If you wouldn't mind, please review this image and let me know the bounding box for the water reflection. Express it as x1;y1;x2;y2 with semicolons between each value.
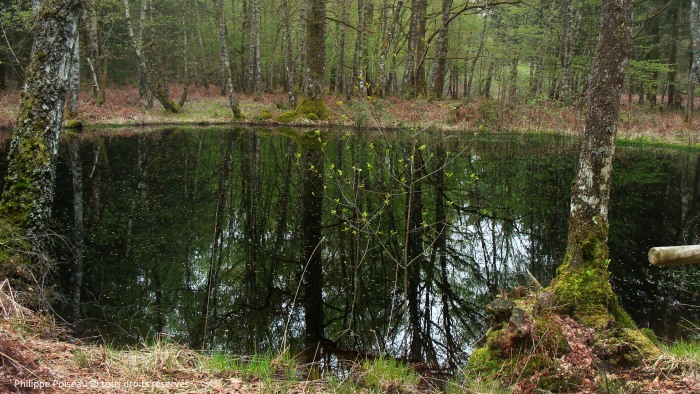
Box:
3;127;698;367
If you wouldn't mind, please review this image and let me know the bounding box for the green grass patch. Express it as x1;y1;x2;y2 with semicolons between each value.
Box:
663;338;700;362
361;357;419;389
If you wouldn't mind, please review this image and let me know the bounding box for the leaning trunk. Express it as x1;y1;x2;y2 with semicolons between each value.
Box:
0;0;82;241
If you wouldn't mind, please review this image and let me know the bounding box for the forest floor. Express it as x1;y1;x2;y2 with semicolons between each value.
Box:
0;85;698;148
1;281;700;393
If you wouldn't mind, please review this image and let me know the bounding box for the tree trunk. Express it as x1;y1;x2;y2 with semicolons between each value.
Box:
247;0;262;92
179;1;190;108
550;0;634;328
666;0;680;110
335;0;348;94
0;0;82;241
299;0;329;117
66;25;80;119
376;0;401;97
281;0;297;106
85;0;104;104
465;7;489;101
690;0;700;119
430;0;452;98
123;0;181;113
213;0;243;118
353;0;366;97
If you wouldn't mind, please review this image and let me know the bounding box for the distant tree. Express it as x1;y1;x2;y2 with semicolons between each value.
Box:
689;0;700;118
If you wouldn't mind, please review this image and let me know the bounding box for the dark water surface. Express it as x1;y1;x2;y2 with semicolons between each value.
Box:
3;126;699;367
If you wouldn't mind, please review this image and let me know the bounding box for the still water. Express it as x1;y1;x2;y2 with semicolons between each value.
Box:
5;127;700;367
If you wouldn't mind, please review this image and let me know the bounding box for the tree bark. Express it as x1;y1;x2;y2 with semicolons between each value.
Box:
247;0;262;92
0;0;82;241
690;0;700;119
213;0;243;118
304;0;326;100
123;0;181;113
281;0;297;106
430;0;453;98
551;0;633;327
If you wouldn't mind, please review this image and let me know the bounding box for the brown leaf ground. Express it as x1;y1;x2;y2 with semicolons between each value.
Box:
0;86;698;149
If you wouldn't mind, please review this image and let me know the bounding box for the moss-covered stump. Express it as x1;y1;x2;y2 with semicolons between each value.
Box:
468;288;660;392
277;97;330;122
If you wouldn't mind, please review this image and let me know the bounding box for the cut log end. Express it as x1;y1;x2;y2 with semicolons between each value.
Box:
648;246;700;266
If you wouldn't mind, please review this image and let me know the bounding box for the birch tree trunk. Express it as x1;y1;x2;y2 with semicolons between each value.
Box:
551;0;635;328
281;0;297;106
353;0;366;97
66;24;80;119
247;0;262;92
123;0;181;113
376;0;401;97
0;0;82;244
213;0;243;118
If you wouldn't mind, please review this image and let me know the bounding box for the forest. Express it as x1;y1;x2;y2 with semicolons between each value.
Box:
0;0;699;393
0;0;697;113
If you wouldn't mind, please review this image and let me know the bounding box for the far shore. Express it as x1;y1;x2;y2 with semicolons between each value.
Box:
0;86;698;148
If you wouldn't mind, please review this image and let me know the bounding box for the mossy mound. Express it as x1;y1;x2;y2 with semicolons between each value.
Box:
277;97;330;122
468;288;660;392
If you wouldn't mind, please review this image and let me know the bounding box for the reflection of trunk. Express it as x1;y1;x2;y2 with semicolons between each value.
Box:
198;134;234;349
301;136;325;351
678;156;700;244
245;133;261;301
432;141;457;368
69;138;84;325
403;146;423;361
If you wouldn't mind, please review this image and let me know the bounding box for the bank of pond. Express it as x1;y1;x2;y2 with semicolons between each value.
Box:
0;126;698;373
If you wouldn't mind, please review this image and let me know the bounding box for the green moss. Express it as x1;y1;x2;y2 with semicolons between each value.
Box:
277;110;300;123
640;328;660;347
467;347;506;379
256;109;273;121
64;119;84;129
296;97;330;120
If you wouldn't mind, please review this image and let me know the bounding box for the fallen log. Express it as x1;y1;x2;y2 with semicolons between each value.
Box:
648;246;700;266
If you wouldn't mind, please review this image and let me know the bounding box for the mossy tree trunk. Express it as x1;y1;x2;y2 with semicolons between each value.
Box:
0;0;82;243
299;0;329;118
550;0;633;328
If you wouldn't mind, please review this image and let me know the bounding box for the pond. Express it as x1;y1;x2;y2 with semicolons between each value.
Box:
2;126;699;369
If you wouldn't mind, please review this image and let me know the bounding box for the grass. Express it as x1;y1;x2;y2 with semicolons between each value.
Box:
361;357;420;390
1;85;698;149
663;338;700;362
